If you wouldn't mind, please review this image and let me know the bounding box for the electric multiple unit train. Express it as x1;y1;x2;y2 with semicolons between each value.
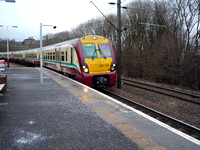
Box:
0;35;116;87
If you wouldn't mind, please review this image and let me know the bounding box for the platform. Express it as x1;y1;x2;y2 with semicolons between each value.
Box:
0;67;199;150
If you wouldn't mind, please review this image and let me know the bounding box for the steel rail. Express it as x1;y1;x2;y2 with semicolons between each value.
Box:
121;78;200;105
101;89;200;140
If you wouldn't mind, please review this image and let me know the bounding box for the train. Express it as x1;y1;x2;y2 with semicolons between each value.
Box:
0;35;116;87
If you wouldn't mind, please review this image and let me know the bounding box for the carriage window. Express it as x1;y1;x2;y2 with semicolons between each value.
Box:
43;52;46;59
53;52;55;60
61;51;64;61
33;54;37;58
65;51;68;62
82;43;97;58
97;43;112;58
50;52;53;60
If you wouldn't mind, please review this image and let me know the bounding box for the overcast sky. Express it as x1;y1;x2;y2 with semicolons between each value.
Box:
0;0;132;42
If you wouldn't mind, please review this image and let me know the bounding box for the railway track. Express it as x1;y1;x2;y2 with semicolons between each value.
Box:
121;77;200;105
101;89;200;140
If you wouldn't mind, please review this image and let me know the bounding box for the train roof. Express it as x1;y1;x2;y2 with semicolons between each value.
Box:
9;38;80;54
2;35;109;54
43;38;79;50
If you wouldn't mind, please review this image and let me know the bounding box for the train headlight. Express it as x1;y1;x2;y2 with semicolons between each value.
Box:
84;68;89;73
110;61;116;72
81;62;89;73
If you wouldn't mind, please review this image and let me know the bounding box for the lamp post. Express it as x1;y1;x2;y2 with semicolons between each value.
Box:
0;0;16;68
0;0;16;2
40;23;56;83
0;25;18;68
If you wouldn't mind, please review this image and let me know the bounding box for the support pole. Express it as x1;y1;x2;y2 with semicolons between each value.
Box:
40;23;43;83
6;26;9;68
117;0;121;89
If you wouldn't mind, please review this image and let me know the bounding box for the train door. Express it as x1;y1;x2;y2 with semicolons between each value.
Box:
55;46;61;71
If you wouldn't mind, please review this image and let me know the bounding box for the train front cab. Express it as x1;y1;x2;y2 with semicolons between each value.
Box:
79;35;116;87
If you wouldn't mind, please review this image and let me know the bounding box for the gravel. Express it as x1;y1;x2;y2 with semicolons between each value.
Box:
108;83;200;129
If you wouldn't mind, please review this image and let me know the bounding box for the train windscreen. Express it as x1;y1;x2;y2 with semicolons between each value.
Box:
97;43;112;58
82;43;98;58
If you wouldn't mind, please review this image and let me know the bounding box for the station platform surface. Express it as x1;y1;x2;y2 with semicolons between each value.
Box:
0;67;200;150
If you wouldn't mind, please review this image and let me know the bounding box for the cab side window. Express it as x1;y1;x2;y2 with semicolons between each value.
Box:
71;47;73;64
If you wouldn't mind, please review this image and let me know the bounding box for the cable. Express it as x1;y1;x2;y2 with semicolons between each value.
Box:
90;1;118;31
105;5;116;12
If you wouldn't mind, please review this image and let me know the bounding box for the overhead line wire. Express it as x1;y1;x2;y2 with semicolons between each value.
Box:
90;1;118;31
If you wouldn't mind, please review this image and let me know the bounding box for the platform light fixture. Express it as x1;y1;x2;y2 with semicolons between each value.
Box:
0;0;16;2
5;0;16;2
40;23;56;83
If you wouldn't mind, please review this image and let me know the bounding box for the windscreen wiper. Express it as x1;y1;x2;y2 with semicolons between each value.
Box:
98;46;107;59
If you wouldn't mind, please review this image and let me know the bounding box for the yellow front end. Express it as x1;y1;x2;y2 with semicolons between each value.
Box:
81;35;114;74
85;57;112;73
